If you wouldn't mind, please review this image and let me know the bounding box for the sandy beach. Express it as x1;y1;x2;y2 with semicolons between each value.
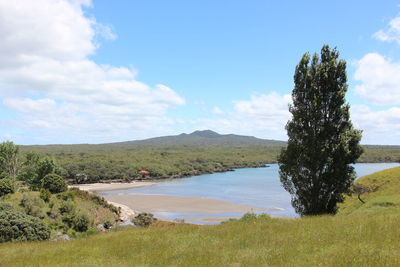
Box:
103;194;266;214
69;181;156;192
71;181;272;223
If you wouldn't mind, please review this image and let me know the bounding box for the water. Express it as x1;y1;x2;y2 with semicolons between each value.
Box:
101;163;398;223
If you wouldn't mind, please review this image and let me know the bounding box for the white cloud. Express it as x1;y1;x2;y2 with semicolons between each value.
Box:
211;107;224;115
373;16;400;44
351;105;400;145
182;92;292;140
234;92;291;118
354;53;400;105
0;0;185;143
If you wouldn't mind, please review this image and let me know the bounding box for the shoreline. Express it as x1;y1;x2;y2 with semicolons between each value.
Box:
69;181;157;192
71;181;276;224
70;181;157;222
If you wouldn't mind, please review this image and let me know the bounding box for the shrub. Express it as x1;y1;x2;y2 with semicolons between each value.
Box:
20;193;46;219
0;208;50;242
42;173;67;193
0;202;13;211
72;212;90;232
131;212;156;227
57;190;75;201
103;220;113;229
59;200;76;215
221;212;271;224
0;178;15;197
39;188;51;202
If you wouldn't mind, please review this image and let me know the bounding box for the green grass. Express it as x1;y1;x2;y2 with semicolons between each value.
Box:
339;167;400;215
1;168;400;266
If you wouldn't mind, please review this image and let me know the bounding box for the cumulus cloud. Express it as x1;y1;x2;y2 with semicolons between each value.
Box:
351;105;400;145
0;0;185;143
373;16;400;44
211;107;224;115
354;53;400;106
183;93;292;140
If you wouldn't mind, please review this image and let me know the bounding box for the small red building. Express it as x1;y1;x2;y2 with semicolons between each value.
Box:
138;170;150;175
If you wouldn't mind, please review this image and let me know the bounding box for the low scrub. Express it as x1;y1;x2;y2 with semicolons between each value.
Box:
0;178;15;197
131;212;156;227
0;203;50;243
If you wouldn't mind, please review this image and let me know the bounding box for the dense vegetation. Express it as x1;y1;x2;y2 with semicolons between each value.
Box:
279;45;363;215
0;167;399;266
18;130;400;183
0;203;50;242
1;189;120;241
0;141;121;242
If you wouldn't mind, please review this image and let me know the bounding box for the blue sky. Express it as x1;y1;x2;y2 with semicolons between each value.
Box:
1;0;400;144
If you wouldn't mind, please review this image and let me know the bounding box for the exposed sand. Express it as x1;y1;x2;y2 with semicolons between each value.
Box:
69;181;156;192
103;194;266;214
72;181;284;224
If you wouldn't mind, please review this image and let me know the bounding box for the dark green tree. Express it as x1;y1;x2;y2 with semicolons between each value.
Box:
278;45;363;216
0;141;19;182
29;157;62;191
0;178;15;197
41;173;67;193
18;150;40;186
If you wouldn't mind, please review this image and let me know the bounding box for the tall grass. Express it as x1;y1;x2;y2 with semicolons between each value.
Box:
0;212;399;266
1;167;399;266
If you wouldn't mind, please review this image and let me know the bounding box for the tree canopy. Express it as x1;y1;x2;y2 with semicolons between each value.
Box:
278;45;363;216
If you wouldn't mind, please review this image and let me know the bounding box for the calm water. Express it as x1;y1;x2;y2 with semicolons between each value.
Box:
101;163;399;223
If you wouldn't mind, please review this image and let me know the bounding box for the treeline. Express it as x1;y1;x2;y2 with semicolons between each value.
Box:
18;143;400;183
22;145;281;183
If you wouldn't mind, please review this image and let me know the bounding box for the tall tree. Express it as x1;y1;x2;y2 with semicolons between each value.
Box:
0;141;19;182
278;45;363;216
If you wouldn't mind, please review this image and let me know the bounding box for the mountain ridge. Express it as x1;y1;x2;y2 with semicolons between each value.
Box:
112;130;287;147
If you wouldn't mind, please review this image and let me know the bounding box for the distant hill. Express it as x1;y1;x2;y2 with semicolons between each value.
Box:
112;130;287;147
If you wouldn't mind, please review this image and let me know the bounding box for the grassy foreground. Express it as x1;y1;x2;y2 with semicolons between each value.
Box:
1;168;399;266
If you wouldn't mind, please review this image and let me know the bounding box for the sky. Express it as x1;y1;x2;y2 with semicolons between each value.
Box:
0;0;400;145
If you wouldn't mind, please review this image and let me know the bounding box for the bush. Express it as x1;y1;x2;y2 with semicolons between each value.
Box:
20;193;46;219
59;200;76;215
39;188;51;202
72;213;90;232
131;212;156;227
0;208;50;242
103;220;113;229
0;179;15;197
221;212;271;224
42;173;67;193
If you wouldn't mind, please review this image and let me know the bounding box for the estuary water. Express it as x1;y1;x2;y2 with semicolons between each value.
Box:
101;163;398;223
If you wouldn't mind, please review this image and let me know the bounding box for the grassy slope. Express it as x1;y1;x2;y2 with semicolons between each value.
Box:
339;167;400;215
1;168;399;266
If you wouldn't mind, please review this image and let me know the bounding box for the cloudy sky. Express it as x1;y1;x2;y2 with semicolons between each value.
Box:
0;0;399;145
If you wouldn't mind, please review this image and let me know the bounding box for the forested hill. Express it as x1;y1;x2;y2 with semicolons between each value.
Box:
16;130;400;183
112;130;287;147
22;130;287;151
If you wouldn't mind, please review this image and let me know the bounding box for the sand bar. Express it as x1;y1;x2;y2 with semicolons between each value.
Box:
69;181;156;192
103;194;266;213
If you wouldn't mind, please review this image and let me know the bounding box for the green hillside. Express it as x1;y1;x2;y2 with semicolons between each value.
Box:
18;130;400;183
1;167;399;266
339;166;400;215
